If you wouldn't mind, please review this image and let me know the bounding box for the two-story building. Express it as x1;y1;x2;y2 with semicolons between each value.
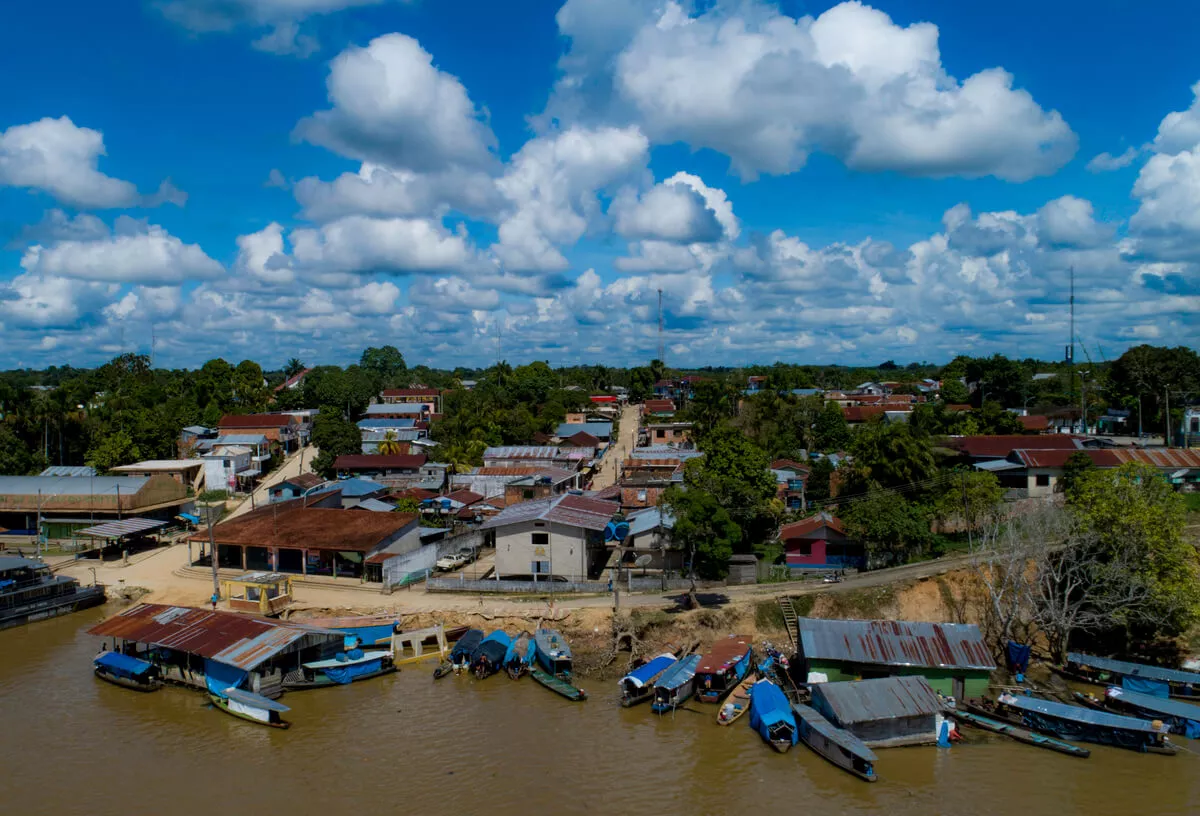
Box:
218;414;302;453
482;494;619;581
380;388;442;414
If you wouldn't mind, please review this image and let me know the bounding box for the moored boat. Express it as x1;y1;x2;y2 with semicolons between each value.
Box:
531;666;588;701
651;654;701;714
210;687;290;729
299;614;400;648
717;668;759;725
93;651;162;692
748;679;798;753
953;708;1090;758
449;629;484;673
694;635;753;704
471;631;512;679
534;628;574;677
1104;687;1200;738
793;703;878;782
282;649;396;690
620;653;678;707
1;555;105;630
997;692;1176;754
505;632;536;680
1053;652;1200;700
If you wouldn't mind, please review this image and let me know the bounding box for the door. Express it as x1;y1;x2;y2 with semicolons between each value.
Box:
953;677;965;701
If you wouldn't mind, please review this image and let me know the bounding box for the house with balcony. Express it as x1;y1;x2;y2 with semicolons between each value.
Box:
218;414;302;453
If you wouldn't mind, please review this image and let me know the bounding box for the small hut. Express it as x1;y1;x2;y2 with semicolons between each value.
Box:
810;676;943;747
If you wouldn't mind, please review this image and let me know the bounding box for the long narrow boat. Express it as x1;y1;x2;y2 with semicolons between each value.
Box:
651;654;701;714
283;649;396;690
953;709;1090;758
471;631;511;679
748;679;798;753
505;632;536;680
534;629;574;677
997;693;1175;754
717;671;758;725
93;651;162;692
531;666;588;701
619;653;678;707
210;688;290;729
1053;652;1200;700
448;629;484;674
1104;687;1200;738
694;636;754;704
793;703;878;782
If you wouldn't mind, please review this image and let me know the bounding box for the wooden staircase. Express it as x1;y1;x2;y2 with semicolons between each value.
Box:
778;597;799;650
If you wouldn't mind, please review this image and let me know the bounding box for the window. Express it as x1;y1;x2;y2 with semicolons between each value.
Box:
532;532;549;546
1035;474;1050;487
531;560;550;574
523;489;534;500
637;489;648;502
655;429;665;439
794;540;812;556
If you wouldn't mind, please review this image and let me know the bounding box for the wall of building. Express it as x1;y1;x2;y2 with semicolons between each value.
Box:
1025;468;1060;499
493;519;593;581
805;660;989;698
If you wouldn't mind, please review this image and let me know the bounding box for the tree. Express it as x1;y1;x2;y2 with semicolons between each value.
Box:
309;406;363;478
85;429;142;473
377;431;404;456
940;378;970;405
973;401;1023;434
1108;345;1200;436
813;401;851;452
841;490;933;568
683;424;777;546
1060;451;1095;501
360;346;407;385
394;497;421;513
509;361;557;404
684;379;738;442
843;421;936;495
664;486;741;580
283;358;307;379
0;423;40;475
806;457;834;504
931;470;1004;534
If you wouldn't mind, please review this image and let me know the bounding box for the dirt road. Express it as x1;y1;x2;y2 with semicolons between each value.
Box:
224;445;318;521
591;402;638;490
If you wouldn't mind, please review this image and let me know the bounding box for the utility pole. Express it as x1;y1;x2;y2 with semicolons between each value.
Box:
657;288;664;365
206;503;220;610
1067;266;1075;408
1079;372;1088;436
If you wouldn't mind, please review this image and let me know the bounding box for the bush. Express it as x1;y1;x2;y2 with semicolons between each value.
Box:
198;489;229;503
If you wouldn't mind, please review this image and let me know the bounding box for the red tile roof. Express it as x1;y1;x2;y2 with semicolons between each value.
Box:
446;489;483;506
780;514;846;539
333;453;427;471
1018;415;1050;431
842;405;889;422
219;414;294;429
643;399;676;412
948;434;1080;459
771;459;809;472
381;388;440;397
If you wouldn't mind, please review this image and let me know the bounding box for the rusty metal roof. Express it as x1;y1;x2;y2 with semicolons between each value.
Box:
87;603;343;670
814;676;943;725
479;493;618;531
798;618;995;671
696;635;753;675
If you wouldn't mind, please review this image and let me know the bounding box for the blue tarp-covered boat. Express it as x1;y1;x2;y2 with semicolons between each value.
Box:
652;654;701;714
471;631;511;679
998;693;1175;754
1058;652;1200;700
748;679;798;753
284;649;396;690
93;651;161;692
1105;687;1200;739
535;629;573;677
450;629;484;671
794;703;879;781
620;653;678;707
505;632;536;679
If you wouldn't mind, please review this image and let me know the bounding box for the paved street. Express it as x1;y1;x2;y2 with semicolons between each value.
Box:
590;402;638;490
223;444;318;521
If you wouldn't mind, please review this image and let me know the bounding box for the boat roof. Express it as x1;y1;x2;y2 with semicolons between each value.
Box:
1001;694;1169;734
657;653;701;688
696;636;752;674
94;651;155;676
536;629;571;659
1069;652;1200;685
622;654;677;689
1108;688;1200;723
481;630;512;646
302;650;391;669
223;687;290;712
0;555;48;572
793;703;878;762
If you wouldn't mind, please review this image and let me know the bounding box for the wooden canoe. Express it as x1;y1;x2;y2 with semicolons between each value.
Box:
717;672;756;725
531;667;587;701
954;709;1090;758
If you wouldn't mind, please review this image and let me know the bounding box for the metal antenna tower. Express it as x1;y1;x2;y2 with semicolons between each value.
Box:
1067;266;1075;406
657;288;664;363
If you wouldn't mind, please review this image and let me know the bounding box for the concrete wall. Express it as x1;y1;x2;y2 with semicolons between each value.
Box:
1025;468;1059;499
493;520;590;581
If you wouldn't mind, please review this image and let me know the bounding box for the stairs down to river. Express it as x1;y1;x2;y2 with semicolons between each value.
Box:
777;597;799;650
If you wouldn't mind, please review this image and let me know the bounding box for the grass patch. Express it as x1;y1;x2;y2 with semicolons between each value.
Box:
820;586;896;619
754;600;786;633
791;594;817;617
1181;493;1200;513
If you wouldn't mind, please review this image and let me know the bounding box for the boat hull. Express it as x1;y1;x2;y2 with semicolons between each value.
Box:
954;709;1090;758
794;704;878;783
282;665;396;690
94;667;161;692
0;586;106;631
531;667;587;701
210;694;290;729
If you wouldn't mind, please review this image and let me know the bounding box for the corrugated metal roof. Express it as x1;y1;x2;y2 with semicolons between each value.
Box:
39;465;97;477
1001;694;1168;734
792;703;878;761
88;604;343;670
110;460;203;472
354;498;397;513
0;555;46;571
356;418;417;429
480;493;617;531
625;506;675;536
214;434;268;446
1068;652;1200;685
814;676;943;724
483;446;562;459
365;403;424;415
799;618;995;671
1108;688;1200;722
76;518;169;539
336;477;388;497
556;422;613;438
0;475;150;496
696;635;753;675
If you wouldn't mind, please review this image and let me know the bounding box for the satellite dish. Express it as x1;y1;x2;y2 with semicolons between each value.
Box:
633;554;653;568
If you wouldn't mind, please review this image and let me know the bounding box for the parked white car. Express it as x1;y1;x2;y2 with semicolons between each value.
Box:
436;553;468;572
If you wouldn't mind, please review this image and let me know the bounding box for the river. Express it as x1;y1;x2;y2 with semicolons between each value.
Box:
3;607;1198;816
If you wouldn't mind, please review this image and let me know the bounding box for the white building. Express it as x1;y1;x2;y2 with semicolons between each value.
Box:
203;446;252;494
480;493;618;581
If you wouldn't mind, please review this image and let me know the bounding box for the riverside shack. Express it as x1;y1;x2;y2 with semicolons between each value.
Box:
88;603;345;698
810;676;943;747
796;618;994;700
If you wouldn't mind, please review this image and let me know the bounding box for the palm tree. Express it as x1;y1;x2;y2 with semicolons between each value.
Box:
284;358;306;379
377;430;404;456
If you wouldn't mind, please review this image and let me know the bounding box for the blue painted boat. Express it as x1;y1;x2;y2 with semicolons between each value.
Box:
794;703;879;781
651;654;701;714
449;629;484;671
504;632;536;679
1056;652;1200;700
471;631;511;679
749;679;799;753
535;628;573;677
620;653;678;707
284;648;395;690
695;636;754;704
1104;687;1200;738
998;693;1175;754
93;651;161;692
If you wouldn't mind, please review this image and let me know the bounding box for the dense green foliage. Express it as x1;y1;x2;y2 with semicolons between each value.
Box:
310;407;363;478
663;486;741;580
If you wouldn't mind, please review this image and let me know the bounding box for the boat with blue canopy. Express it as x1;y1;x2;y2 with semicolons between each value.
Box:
619;653;677;707
93;650;161;692
448;629;484;674
471;630;511;679
651;654;701;714
210;687;290;729
1104;687;1200;738
695;635;753;704
535;629;574;677
283;648;396;690
748;679;798;753
1053;652;1200;700
997;693;1175;754
505;632;536;679
793;703;879;782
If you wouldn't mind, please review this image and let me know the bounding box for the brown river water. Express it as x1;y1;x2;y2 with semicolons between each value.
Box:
3;606;1199;816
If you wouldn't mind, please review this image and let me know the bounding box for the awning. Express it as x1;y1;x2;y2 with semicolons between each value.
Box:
76;518;169;539
178;513;201;524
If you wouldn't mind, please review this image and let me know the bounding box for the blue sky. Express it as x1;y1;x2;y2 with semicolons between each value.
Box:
0;0;1197;371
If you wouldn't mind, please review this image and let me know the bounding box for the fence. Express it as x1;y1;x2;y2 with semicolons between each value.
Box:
425;576;696;594
381;529;490;589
